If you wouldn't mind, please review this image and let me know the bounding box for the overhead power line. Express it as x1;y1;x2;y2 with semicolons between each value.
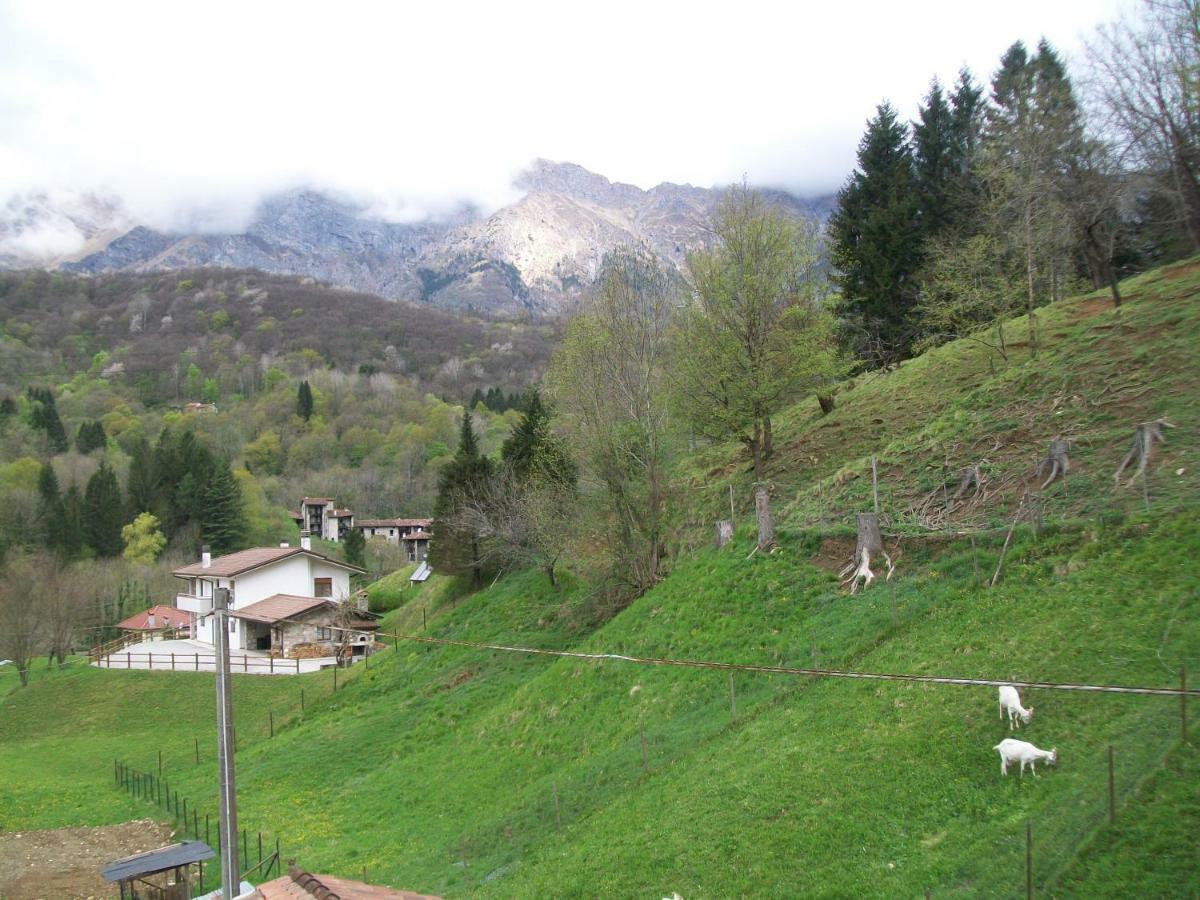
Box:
376;630;1198;698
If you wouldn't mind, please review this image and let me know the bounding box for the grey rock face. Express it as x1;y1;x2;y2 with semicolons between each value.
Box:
56;162;831;315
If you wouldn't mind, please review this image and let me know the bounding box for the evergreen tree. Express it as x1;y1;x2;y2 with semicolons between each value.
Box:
0;396;15;420
297;380;314;421
913;79;958;238
947;67;985;227
36;463;64;552
200;459;248;555
60;484;84;559
26;388;68;453
75;420;106;454
343;525;366;569
500;389;577;487
125;437;158;522
828;102;924;364
431;414;494;586
83;460;124;557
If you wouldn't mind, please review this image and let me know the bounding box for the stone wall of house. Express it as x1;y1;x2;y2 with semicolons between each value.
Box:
280;609;370;656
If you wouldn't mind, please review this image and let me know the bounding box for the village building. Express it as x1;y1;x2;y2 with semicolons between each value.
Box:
289;498;355;542
355;518;433;562
173;537;370;659
115;605;192;639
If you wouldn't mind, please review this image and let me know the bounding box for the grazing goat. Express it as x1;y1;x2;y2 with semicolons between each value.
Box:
994;738;1056;777
998;685;1033;729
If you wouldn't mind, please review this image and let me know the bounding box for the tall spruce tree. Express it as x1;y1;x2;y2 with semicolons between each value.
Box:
125;437;158;522
500;389;577;487
431;414;494;586
200;459;247;555
297;380;314;421
61;484;84;560
36;462;64;552
83;460;124;557
829;102;924;364
914;79;958;239
343;525;366;569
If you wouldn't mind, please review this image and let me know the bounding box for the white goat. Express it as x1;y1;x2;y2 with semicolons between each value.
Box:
994;738;1056;777
998;685;1033;729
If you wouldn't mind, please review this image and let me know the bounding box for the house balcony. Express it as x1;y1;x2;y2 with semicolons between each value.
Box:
175;593;213;614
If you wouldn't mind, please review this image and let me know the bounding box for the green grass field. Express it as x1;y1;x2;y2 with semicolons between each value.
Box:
2;262;1198;897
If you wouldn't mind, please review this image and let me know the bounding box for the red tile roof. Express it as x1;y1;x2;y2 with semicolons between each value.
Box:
173;546;365;577
401;531;432;541
252;865;440;899
356;518;432;528
116;605;192;631
229;595;334;624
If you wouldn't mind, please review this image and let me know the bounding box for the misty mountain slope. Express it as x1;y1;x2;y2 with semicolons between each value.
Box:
31;161;831;315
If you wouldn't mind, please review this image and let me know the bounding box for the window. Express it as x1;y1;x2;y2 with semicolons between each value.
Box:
317;626;332;640
314;578;333;598
229;618;236;633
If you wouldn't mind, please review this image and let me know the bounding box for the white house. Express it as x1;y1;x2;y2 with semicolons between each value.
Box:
173;538;368;655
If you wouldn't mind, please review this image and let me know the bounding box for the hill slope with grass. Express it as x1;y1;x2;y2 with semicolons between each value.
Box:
1;262;1198;898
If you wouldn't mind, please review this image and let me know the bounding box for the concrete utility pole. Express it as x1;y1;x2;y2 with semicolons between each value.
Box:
214;586;240;898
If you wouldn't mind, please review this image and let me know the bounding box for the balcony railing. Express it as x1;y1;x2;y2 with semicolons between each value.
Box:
176;592;213;614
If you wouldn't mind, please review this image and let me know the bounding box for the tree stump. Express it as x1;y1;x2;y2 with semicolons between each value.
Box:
714;520;734;549
1113;419;1174;486
1035;439;1070;489
952;465;983;500
754;484;774;552
840;512;894;594
817;394;836;415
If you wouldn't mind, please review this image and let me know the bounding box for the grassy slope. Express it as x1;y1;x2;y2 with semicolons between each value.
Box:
2;263;1198;897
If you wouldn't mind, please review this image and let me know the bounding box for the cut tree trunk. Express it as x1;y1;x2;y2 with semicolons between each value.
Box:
952;465;982;500
817;394;836;415
714;520;734;549
1035;439;1070;490
840;512;894;594
1113;419;1174;486
754;484;774;552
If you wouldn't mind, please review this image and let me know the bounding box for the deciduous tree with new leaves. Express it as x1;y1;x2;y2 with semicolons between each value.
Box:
672;186;843;482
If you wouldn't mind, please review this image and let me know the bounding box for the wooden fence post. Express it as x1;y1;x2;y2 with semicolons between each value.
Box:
871;455;879;514
1182;664;1188;744
728;672;737;723
269;710;274;738
300;688;305;713
640;720;648;773
552;782;562;832
194;736;199;764
194;652;199;671
1026;820;1033;900
1107;746;1115;824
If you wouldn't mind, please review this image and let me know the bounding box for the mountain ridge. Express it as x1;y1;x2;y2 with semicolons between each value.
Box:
1;162;832;315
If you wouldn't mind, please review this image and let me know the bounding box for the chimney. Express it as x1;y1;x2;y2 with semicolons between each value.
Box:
300;532;312;552
279;541;290;548
147;612;156;628
201;544;211;569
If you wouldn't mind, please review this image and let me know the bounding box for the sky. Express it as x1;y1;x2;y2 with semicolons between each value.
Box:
0;0;1132;239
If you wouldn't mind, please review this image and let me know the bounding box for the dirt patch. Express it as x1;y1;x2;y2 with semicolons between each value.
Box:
810;536;855;573
442;668;475;690
0;820;174;900
1162;259;1200;280
1074;296;1117;320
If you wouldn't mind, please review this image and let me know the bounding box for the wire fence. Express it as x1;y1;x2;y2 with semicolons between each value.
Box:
113;758;282;894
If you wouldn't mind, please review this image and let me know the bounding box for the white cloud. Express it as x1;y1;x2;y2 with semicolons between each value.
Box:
0;0;1133;241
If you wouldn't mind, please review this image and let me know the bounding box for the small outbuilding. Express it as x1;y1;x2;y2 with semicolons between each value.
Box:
101;840;215;899
230;594;379;658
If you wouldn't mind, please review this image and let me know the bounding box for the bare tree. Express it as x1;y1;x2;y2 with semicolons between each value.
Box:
1087;0;1200;253
441;464;576;587
42;564;89;668
0;551;46;686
